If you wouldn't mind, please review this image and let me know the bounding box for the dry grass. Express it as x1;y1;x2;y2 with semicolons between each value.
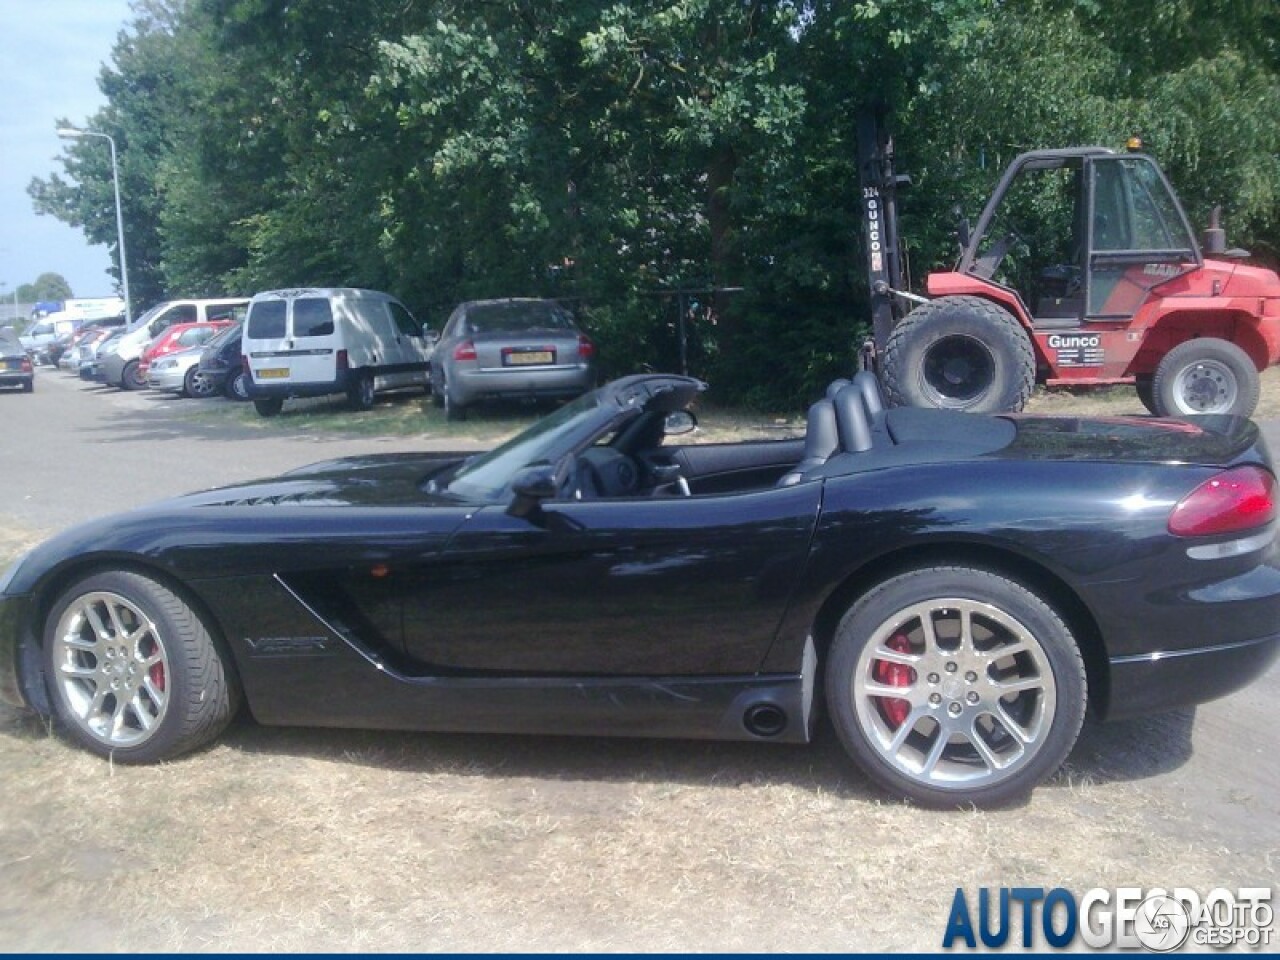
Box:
0;704;1272;953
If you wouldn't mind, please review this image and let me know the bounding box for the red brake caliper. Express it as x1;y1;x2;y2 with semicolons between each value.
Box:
148;660;166;692
874;632;914;728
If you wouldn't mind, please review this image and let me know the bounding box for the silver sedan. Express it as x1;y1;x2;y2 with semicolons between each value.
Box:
146;346;218;398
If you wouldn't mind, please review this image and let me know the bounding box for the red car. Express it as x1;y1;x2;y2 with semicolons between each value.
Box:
138;321;233;376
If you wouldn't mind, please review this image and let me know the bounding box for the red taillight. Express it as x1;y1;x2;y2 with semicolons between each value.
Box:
1169;466;1276;537
577;334;595;359
21;358;32;374
336;348;348;372
453;340;477;362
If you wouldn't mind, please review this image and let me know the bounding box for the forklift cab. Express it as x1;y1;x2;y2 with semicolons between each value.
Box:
960;149;1202;328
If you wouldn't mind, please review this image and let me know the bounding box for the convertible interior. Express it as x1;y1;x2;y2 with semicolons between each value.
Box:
575;372;1018;499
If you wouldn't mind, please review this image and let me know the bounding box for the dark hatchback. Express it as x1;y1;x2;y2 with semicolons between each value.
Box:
1;373;1277;806
0;328;34;392
197;321;248;400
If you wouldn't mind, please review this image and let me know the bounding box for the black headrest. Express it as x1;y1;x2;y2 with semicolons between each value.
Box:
825;378;851;400
833;384;874;453
853;370;885;417
777;399;838;486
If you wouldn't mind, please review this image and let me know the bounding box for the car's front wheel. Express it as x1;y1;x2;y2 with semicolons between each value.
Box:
183;367;217;399
226;369;250;401
43;570;239;762
121;359;146;391
826;566;1086;807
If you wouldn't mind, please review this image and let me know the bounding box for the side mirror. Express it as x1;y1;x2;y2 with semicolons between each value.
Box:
664;411;697;436
507;458;568;518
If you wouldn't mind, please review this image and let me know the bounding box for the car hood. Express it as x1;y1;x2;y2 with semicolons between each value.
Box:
159;452;478;509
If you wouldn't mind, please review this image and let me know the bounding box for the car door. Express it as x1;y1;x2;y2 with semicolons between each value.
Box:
399;483;822;676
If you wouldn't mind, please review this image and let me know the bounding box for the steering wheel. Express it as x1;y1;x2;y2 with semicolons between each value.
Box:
574;448;640;499
640;452;690;496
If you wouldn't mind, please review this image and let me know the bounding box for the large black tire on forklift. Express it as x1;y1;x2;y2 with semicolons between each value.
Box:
1151;337;1260;418
881;295;1036;413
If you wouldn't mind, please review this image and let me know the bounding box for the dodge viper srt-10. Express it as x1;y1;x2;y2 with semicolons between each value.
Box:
1;373;1277;806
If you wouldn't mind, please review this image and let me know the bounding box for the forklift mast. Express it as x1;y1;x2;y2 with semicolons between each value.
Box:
856;108;909;356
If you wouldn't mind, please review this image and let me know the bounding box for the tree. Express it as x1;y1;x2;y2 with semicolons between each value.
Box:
17;273;74;302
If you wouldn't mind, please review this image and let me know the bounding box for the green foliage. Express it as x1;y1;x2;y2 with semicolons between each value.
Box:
21;273;75;301
28;0;1280;406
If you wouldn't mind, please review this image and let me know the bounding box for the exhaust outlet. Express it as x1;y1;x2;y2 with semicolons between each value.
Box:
743;702;788;738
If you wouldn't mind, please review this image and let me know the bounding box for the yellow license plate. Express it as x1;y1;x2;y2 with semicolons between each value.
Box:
257;368;289;379
507;351;553;366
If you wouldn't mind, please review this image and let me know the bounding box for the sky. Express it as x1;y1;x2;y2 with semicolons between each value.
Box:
0;0;136;302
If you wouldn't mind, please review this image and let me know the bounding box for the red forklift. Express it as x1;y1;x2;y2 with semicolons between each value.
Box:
858;111;1280;416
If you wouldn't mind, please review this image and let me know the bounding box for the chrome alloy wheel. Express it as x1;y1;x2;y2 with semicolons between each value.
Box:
50;590;170;749
1172;358;1237;414
852;598;1056;790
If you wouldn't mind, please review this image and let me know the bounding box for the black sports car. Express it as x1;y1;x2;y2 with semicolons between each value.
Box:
1;373;1277;806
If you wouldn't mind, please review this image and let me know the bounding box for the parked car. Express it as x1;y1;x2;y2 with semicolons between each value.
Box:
80;331;124;382
64;328;114;374
431;298;596;421
2;372;1277;807
138;321;234;378
99;298;248;391
0;328;34;392
196;322;248;400
145;346;217;398
242;288;434;417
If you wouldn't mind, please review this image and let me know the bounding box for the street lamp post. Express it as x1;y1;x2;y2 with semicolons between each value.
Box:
56;126;132;326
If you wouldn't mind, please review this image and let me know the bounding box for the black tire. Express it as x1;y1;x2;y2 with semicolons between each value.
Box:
121;359;145;391
1135;376;1158;415
253;396;284;417
226;369;250;401
347;373;375;411
430;369;445;408
1151;338;1260;418
183;367;216;399
42;570;239;763
443;378;468;422
825;566;1086;808
881;296;1035;412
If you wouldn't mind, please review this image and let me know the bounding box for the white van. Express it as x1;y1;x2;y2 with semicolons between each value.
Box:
99;298;249;390
241;288;435;417
19;315;78;363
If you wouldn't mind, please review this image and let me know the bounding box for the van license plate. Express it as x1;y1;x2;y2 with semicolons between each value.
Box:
257;368;289;379
505;350;554;366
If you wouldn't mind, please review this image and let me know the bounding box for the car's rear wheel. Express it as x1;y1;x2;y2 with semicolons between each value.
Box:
443;376;468;422
347;373;375;411
826;566;1086;807
43;570;239;763
253;396;283;417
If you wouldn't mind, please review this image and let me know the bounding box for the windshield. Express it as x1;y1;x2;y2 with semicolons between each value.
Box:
445;390;604;501
127;302;167;333
0;328;21;349
205;321;242;350
468;300;574;333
